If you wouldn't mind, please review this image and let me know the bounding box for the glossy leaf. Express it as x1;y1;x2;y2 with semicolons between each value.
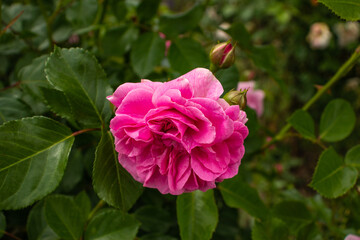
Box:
273;200;313;234
0;117;74;210
45;47;112;128
318;0;360;21
130;32;165;78
310;147;358;198
137;0;161;21
93;131;143;211
18;55;49;99
177;190;218;240
345;145;360;168
319;99;355;142
168;38;209;74
288;109;316;139
135;205;173;233
58;148;85;193
74;191;91;220
159;3;205;38
252;218;289;240
41;88;73;120
27;201;59;240
0;97;32;124
85;209;140;240
0;212;5;239
65;0;98;28
45;195;87;240
219;175;269;220
101;25;139;57
226;22;252;49
215;65;240;94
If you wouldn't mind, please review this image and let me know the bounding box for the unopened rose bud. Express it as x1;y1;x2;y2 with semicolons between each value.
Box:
223;88;248;110
210;41;236;72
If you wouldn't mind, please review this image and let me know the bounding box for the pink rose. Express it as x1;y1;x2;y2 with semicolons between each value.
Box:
345;234;360;240
237;81;265;117
107;68;249;195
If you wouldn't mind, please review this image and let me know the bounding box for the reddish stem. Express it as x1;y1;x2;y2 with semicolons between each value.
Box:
72;128;101;137
0;10;24;35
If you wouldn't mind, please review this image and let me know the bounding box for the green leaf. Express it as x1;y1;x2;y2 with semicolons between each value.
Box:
288;109;316;139
177;190;218;240
0;117;74;210
130;32;165;78
45;47;112;128
168;38;209;75
85;209;140;240
219;175;269;220
215;65;240;94
273;201;313;234
45;195;87;240
111;1;127;22
159;3;205;38
27;201;59;240
137;0;161;21
65;0;98;28
310;147;358;198
41;88;73;120
318;0;360;21
0;212;5;239
252;218;289;240
345;145;360;168
297;222;322;240
74;191;91;220
93;131;143;211
226;22;252;50
135;206;173;233
101;25;139;58
319;99;356;142
58;149;85;193
18;55;50;99
0;97;32;124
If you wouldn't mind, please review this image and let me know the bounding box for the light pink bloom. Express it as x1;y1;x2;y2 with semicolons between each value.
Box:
237;81;265;117
307;22;332;49
345;234;360;240
334;22;360;47
107;68;248;195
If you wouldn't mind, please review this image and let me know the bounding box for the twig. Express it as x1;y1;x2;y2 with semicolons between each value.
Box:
0;10;24;36
0;81;21;92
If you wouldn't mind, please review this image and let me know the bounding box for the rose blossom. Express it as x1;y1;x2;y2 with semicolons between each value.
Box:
334;22;360;47
237;81;265;117
345;234;360;240
107;68;248;195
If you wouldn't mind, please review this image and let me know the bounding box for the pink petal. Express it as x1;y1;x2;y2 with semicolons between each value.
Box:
117;88;155;117
180;68;223;100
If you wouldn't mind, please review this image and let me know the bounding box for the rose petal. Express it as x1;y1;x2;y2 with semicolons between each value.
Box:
180;68;223;99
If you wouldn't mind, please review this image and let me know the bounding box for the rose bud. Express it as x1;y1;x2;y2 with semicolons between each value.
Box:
223;88;248;110
210;41;236;72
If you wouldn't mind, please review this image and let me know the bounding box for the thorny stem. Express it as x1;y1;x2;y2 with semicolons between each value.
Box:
262;45;360;150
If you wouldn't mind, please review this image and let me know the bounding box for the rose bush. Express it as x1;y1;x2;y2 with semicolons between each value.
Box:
107;68;248;195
